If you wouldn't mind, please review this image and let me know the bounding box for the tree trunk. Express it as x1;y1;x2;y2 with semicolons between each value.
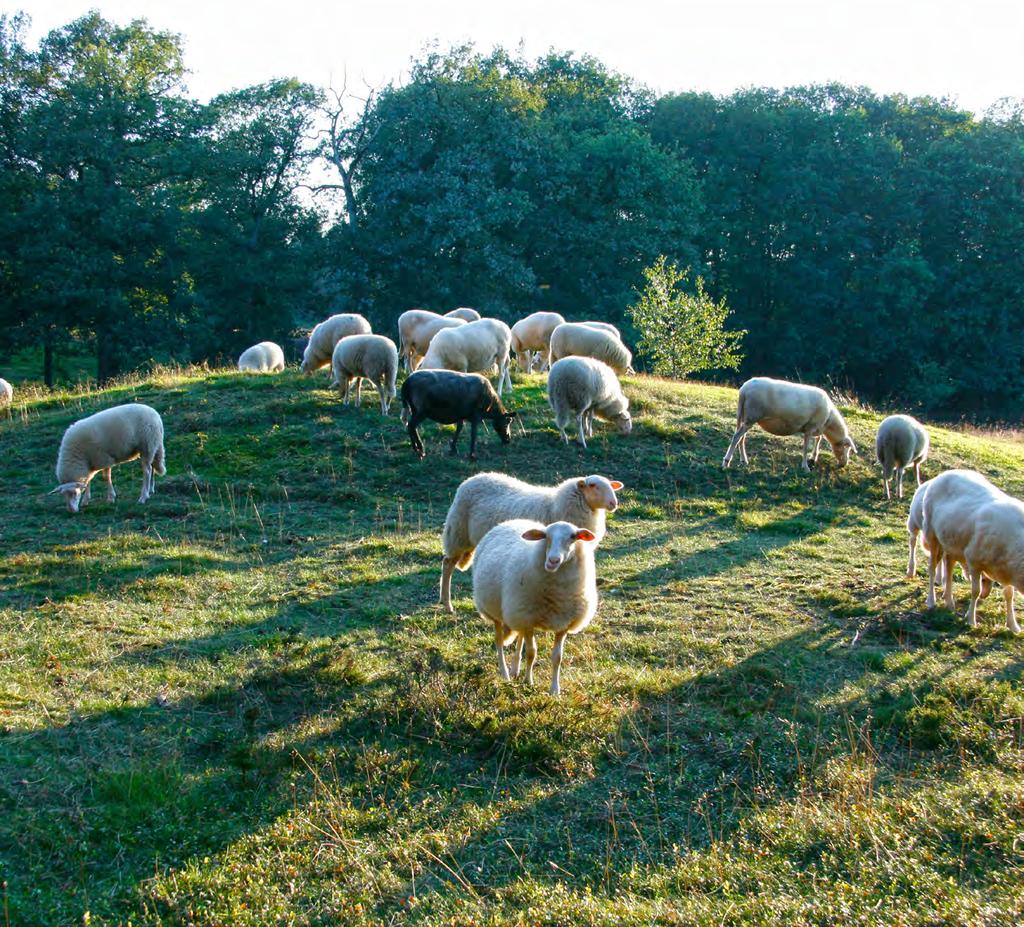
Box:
96;329;119;384
43;338;53;388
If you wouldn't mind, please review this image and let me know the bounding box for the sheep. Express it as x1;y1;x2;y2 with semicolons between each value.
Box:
581;320;621;340
330;334;399;415
440;472;623;613
473;519;599;695
919;470;1009;626
876;414;929;499
510;312;566;373
445;307;481;322
547;356;632;449
419;318;514;395
400;369;517;460
300;314;372;374
51;403;165;513
0;378;12;405
237;341;285;373
722;377;857;472
548;322;633;375
397;309;467;371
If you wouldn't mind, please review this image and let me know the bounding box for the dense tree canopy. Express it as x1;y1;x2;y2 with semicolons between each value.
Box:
1;11;1022;418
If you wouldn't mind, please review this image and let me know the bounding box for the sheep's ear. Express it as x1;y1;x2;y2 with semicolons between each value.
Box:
575;529;596;542
521;528;547;541
610;480;624;490
577;479;586;489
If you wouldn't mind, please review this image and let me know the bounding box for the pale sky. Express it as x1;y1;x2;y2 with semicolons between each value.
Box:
9;0;1024;114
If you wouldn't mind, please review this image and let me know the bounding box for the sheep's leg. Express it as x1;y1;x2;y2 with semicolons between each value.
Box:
468;418;479;460
342;378;351;404
102;468;116;503
897;467;905;500
926;542;940;609
907;528;918;577
811;434;823;463
407;412;426;458
355;378;363;406
1004;585;1021;634
139;461;152;503
882;464;893;500
522;632;538;686
449;421;464;456
584;409;595;438
966;568;982;628
800;433;813;472
517;351;532;375
509;636;524;678
377;382;387;416
943;555;955;610
915;462;923;486
576;413;588;449
440;556;458;613
494;621;511;681
549;630;568;696
723;423;752;468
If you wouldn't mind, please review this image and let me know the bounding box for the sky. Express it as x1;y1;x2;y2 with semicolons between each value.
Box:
9;0;1024;114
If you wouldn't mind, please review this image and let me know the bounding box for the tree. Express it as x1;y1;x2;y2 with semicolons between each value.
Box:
627;256;744;378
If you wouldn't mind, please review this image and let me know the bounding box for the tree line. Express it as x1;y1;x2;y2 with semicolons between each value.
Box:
2;12;1022;419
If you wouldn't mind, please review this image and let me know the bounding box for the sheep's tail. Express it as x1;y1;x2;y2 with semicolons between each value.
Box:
153;442;166;476
735;389;746;428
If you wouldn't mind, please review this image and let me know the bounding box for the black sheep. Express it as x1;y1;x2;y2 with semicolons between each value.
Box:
401;370;517;460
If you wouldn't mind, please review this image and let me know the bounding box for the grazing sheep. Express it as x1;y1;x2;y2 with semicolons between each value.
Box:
330;334;399;415
440;472;623;613
511;312;566;373
722;377;857;472
237;341;286;373
473;519;599;695
548;322;633;375
419;318;514;395
400;369;517;460
397;309;467;371
581;320;621;340
876;414;929;499
0;378;12;405
445;307;481;322
51;403;165;512
547;356;632;449
920;470;1010;627
300;314;372;374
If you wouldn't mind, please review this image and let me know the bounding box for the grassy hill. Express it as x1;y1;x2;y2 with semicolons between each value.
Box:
1;367;1022;926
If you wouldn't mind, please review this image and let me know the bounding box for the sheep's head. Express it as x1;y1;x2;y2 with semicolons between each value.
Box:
521;522;597;573
491;411;517;445
578;476;623;512
50;481;88;512
832;436;857;467
615;411;633;436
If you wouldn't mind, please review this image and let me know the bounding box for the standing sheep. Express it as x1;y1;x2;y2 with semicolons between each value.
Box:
0;377;12;406
419;318;514;395
397;309;467;371
548;322;633;375
547;356;632;449
473;519;599;695
876;414;929;499
300;314;372;374
445;307;481;322
722;377;857;472
51;404;165;513
440;472;622;613
330;334;399;415
237;341;286;373
511;312;566;374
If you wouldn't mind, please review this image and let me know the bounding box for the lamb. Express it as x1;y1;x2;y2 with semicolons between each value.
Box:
548;322;633;375
876;414;929;499
51;403;165;512
300;313;372;374
547;356;632;449
440;472;623;613
419;318;514;395
330;333;399;415
472;519;599;695
510;311;566;373
0;378;11;405
445;307;481;322
722;377;857;471
237;341;285;372
397;309;466;371
400;369;517;460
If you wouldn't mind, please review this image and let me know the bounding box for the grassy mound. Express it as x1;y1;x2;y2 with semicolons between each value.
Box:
1;367;1022;925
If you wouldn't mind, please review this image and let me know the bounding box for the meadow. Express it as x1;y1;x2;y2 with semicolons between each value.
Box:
0;367;1022;926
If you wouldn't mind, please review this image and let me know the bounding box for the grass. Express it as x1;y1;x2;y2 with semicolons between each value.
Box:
0;366;1022;926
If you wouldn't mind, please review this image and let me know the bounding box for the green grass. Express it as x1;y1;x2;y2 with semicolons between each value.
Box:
1;367;1022;926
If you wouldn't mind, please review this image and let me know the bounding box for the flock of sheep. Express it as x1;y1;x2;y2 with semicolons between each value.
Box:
8;303;1019;695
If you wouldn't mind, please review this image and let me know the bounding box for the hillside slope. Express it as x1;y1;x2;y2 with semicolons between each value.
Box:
1;368;1022;926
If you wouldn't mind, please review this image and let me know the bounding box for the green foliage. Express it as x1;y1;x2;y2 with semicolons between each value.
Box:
628;255;745;378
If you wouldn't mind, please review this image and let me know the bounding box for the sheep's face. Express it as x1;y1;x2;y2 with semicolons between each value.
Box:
492;411;517;445
832;437;857;467
579;476;623;513
52;481;87;512
615;412;633;436
522;522;597;573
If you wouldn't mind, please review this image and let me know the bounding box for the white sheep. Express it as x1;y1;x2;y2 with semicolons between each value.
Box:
0;378;12;405
722;377;857;471
300;314;372;374
397;309;466;371
440;471;623;613
445;307;481;322
876;414;929;499
547;356;632;449
919;469;1012;629
419;318;514;395
548;322;633;375
237;341;285;372
510;311;566;373
51;403;165;512
472;518;599;695
330;333;399;415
